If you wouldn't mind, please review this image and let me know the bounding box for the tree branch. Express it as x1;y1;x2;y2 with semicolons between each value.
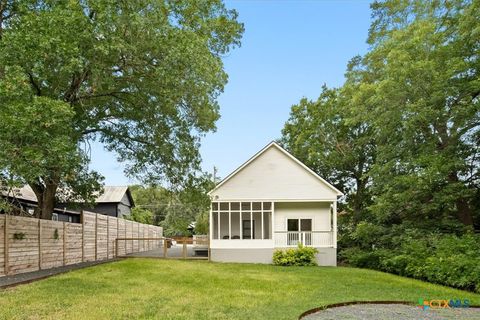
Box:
27;72;41;96
74;91;130;102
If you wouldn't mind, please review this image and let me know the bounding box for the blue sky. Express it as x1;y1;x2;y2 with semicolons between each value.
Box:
90;0;373;185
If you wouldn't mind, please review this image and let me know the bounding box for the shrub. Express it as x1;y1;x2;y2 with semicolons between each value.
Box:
341;232;480;293
273;244;318;266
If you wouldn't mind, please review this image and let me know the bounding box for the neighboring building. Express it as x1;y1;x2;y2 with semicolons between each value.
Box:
1;186;134;221
208;142;343;266
67;186;135;218
1;186;81;223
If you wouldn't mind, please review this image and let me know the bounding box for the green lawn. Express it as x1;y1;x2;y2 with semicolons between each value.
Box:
0;259;478;320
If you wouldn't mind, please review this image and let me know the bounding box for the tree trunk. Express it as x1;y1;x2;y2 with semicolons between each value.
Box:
456;198;474;226
447;173;474;226
353;176;366;223
30;181;58;220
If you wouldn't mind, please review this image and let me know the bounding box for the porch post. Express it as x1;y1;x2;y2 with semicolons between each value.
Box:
261;202;264;240
271;202;275;244
250;202;253;240
239;202;243;240
332;201;337;248
209;202;213;241
217;211;220;240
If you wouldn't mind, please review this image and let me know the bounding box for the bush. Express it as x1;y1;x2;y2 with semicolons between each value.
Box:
341;232;480;293
273;244;318;266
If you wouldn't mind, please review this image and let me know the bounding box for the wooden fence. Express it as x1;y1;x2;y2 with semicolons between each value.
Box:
0;211;163;276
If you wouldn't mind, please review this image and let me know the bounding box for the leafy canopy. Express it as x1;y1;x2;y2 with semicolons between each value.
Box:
0;0;243;218
281;0;480;289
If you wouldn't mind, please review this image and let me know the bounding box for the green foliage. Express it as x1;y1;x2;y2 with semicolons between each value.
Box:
53;228;59;240
194;211;209;235
13;232;25;240
341;230;480;293
282;0;480;291
273;244;318;266
130;173;214;235
281;85;375;221
0;0;243;219
127;207;154;225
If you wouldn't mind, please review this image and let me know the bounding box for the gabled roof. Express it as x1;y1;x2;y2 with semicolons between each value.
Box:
1;185;37;203
208;141;343;196
1;185;134;206
95;186;133;204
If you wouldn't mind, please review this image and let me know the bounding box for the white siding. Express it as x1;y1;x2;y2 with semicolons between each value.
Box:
274;202;331;232
210;146;338;200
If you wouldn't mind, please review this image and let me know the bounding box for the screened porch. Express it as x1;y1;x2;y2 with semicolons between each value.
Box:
211;202;273;240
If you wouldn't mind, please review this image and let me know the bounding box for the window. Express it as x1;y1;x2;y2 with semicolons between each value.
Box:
287;218;312;246
287;219;312;232
287;219;299;232
300;219;312;232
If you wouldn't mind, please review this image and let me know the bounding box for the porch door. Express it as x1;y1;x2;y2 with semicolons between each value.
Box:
287;218;312;245
242;220;255;239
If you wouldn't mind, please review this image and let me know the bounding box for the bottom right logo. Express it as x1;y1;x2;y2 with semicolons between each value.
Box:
418;299;470;310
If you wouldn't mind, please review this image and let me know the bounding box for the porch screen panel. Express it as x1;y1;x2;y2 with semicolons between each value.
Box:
220;211;229;239
212;210;219;239
213;201;273;240
263;211;271;239
231;211;240;239
252;211;262;239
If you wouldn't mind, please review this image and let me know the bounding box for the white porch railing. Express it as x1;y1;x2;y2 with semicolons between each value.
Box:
274;231;333;247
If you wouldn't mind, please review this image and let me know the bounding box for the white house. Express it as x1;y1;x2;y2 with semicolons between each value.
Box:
208;142;343;266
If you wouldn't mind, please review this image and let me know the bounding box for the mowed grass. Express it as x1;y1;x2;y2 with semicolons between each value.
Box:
0;259;479;320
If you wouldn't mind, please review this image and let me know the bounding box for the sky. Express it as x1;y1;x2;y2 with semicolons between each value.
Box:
89;0;373;186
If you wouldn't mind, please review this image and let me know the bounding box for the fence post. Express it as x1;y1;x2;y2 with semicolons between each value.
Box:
38;219;42;270
163;238;167;258
106;217;109;259
81;211;85;262
4;215;9;275
63;222;66;266
115;217;120;257
94;214;98;261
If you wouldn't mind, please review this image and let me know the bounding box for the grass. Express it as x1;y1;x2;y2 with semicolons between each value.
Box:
0;259;479;320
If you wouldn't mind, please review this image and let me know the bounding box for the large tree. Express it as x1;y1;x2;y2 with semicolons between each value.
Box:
365;0;480;229
281;81;376;221
282;0;479;230
0;0;243;219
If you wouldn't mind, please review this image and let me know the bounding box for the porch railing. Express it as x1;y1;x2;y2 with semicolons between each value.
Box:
274;231;333;247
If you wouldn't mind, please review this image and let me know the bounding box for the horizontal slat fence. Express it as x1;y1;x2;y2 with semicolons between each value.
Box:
0;211;163;277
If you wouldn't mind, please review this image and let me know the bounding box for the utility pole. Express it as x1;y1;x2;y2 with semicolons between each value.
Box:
213;166;218;184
